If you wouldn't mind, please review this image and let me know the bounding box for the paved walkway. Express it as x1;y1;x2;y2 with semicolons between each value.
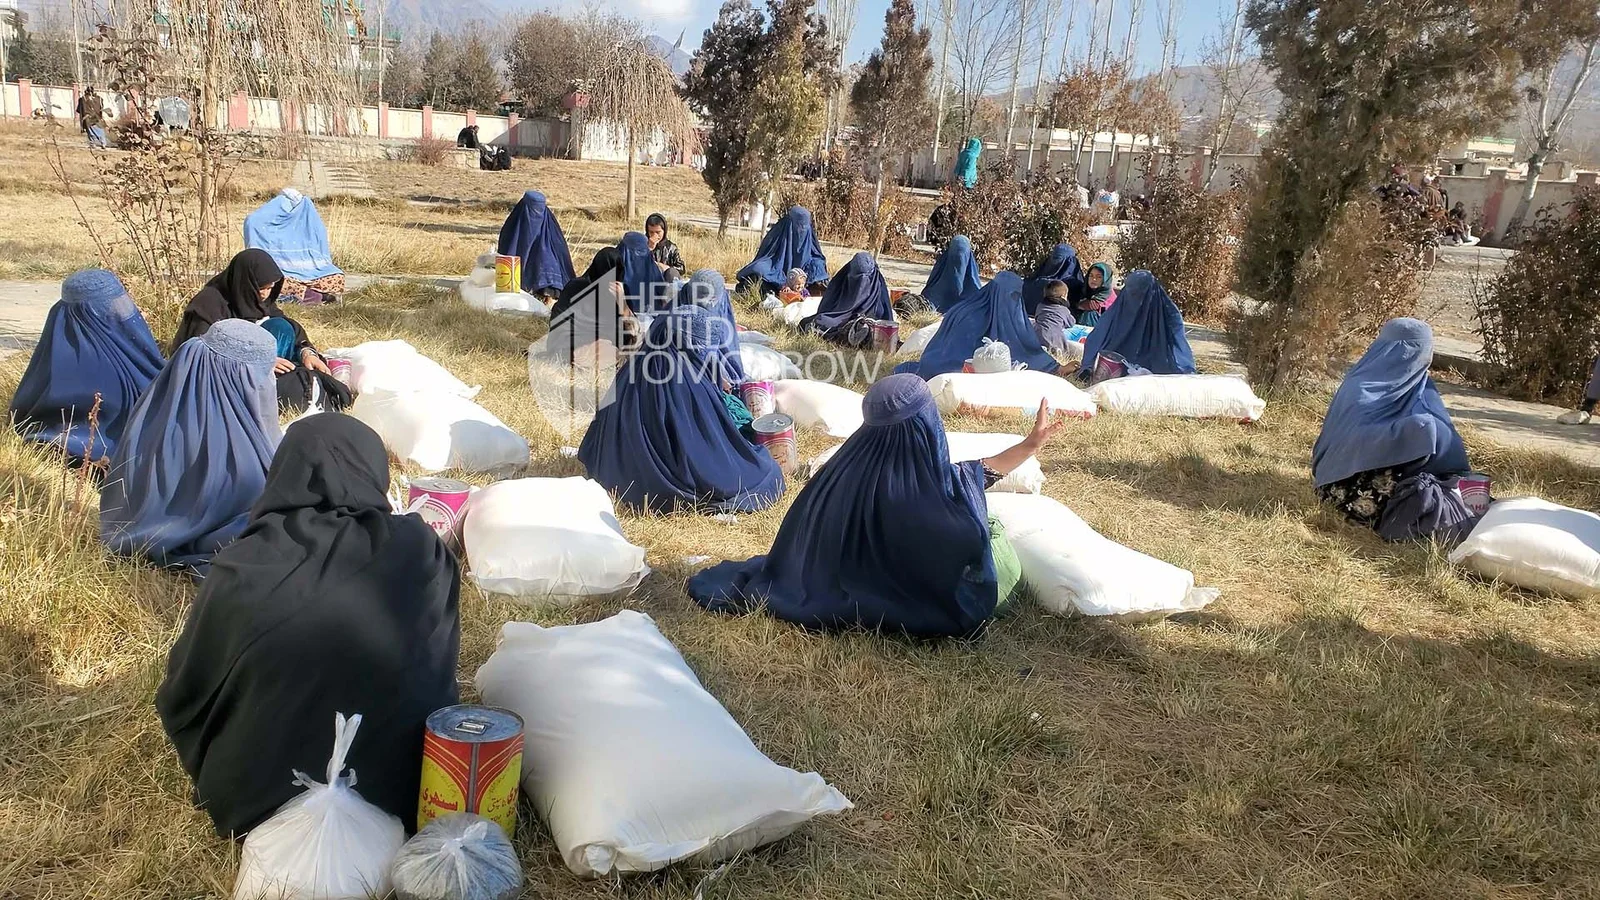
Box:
3;275;1595;467
289;159;376;200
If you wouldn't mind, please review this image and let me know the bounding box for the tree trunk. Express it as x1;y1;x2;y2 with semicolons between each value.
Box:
196;7;224;266
871;169;886;258
1504;153;1545;243
625;123;637;220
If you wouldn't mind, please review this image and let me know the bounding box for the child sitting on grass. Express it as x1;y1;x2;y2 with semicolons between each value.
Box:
1032;279;1077;354
778;268;810;305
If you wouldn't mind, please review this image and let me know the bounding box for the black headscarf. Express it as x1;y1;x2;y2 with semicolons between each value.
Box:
552;245;623;319
172;248;290;352
155;414;461;837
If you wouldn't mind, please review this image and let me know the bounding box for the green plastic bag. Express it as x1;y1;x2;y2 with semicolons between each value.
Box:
989;515;1023;614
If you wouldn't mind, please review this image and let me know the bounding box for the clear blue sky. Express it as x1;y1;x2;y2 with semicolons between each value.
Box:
620;0;1245;75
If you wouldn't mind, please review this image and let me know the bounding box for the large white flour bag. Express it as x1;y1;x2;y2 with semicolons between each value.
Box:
809;431;1044;493
233;713;406;900
896;321;942;356
926;370;1097;419
773;379;865;438
739;344;803;381
1448;497;1600;597
325;340;481;398
351;389;529;475
986;493;1218;620
1088;374;1266;421
474;611;852;877
464;477;649;600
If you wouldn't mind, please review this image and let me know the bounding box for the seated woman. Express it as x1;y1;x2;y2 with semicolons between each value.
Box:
799;252;894;347
101;319;282;576
497;190;576;299
1313;318;1477;542
688;375;1059;637
1076;270;1196;379
905;271;1058;378
645;212;687;278
9;269;164;465
1022;243;1087;317
578;307;784;514
921;234;982;313
1075;261;1116;326
156;414;460;837
172;248;350;413
737;206;830;297
681;268;748;385
242;188;345;301
1031;280;1077;354
618;230;675;313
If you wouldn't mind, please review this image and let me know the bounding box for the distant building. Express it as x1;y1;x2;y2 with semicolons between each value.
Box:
1440;135;1519;171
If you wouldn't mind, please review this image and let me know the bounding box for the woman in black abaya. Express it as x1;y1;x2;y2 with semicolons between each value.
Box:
155;414;460;837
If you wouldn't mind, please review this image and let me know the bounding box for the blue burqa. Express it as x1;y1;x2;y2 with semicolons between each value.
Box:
1312;318;1470;489
1077;270;1196;378
906;271;1058;378
955;137;982;189
802;252;893;343
578;308;784;514
9;269;165;464
922;235;982;313
1022;243;1087;317
737;206;830;293
100;319;283;575
688;373;998;638
242;188;342;282
496;190;576;294
617;231;673;312
680;268;746;383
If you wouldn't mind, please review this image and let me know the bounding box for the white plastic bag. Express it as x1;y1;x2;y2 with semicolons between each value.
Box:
926;370;1098;419
773;379;865;438
233;713;406;900
986;493;1218;620
474;611;852;877
809;431;1044;494
971;337;1012;374
351;388;529;475
779;296;823;328
324;340;481;399
460;278;552;318
896;320;942;356
1088;374;1266;422
1448;497;1600;597
740;344;803;381
464;477;649;600
390;814;523;900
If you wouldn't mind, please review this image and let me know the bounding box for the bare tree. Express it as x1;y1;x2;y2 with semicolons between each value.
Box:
1507;35;1600;239
586;38;698;219
1198;13;1273;188
1003;0;1031;150
949;0;1020;138
117;0;362;262
822;0;861;149
930;0;956;164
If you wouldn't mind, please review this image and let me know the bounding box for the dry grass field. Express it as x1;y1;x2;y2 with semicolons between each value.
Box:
3;274;1600;899
3;122;1599;899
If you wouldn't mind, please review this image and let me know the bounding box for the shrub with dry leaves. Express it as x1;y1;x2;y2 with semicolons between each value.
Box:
1119;165;1245;324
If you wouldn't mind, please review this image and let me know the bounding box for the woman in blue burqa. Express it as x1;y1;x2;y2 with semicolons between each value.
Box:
1312;318;1478;542
617;230;675;313
687;374;1060;638
1021;243;1087;317
737;206;830;297
799;252;894;347
9;269;164;465
496;190;576;298
578;306;783;515
1076;270;1196;379
954;137;982;189
902;271;1058;378
921;234;982;313
242;188;344;300
680;268;747;384
100;319;282;576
